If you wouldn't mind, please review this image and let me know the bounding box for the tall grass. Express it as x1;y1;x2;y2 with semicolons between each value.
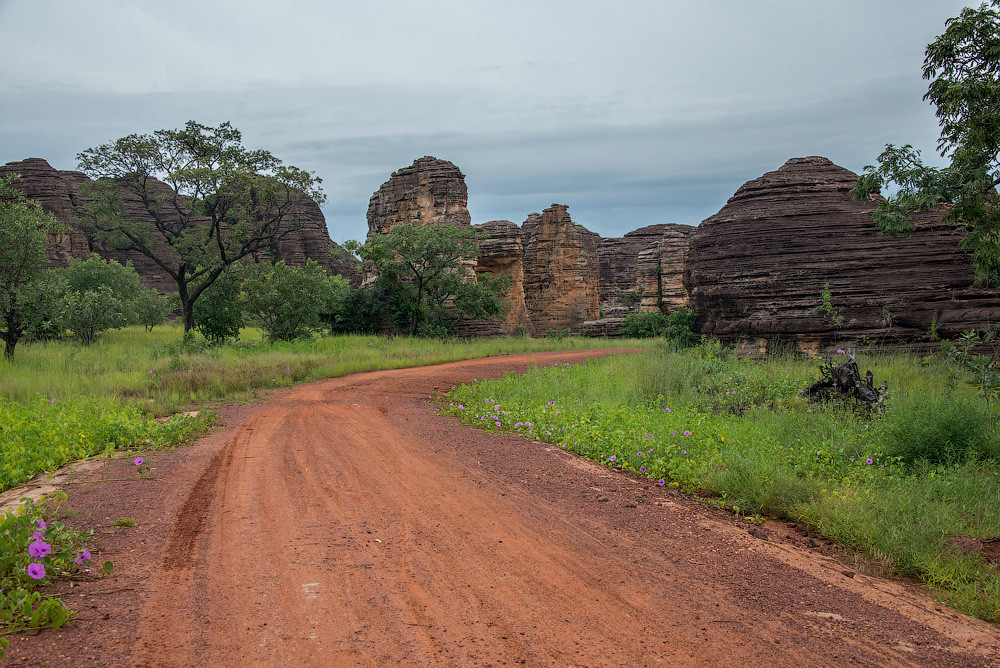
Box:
444;343;1000;622
0;325;645;414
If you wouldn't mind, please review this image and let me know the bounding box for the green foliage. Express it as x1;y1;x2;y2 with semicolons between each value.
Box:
0;395;214;493
0;492;105;657
620;308;698;346
0;174;67;360
350;223;506;336
941;329;1000;415
20;271;68;343
58;257;162;344
241;259;349;342
884;392;997;466
443;346;1000;622
135;290;174;332
851;1;1000;282
193;268;243;343
326;284;386;335
76;120;325;332
815;282;845;326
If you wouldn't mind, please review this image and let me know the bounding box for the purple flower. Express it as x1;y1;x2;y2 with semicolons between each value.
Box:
495;421;501;427
74;548;92;566
515;422;523;428
866;458;873;465
36;520;46;530
135;457;144;466
50;398;57;403
28;540;51;558
32;531;44;540
664;408;670;413
837;349;846;355
547;401;555;406
609;455;616;462
648;448;653;454
681;450;687;455
683;431;691;436
640;467;647;473
148;370;153;375
27;563;45;580
458;404;464;410
636;452;643;457
657;479;665;486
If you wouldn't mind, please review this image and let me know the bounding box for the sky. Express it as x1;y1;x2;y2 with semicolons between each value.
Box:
0;0;971;243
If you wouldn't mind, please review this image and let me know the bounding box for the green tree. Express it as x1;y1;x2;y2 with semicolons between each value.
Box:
59;257;154;343
0;174;66;359
76;120;325;333
349;223;508;336
851;1;1000;282
241;259;349;342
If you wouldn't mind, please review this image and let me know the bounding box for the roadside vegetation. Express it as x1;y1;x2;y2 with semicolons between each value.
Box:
444;341;1000;623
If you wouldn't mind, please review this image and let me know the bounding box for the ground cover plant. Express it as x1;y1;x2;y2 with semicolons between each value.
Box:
443;342;1000;622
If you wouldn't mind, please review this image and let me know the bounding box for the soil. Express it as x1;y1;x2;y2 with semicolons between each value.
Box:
3;349;1000;667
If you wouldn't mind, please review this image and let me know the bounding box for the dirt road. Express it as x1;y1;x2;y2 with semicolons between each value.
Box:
5;350;1000;666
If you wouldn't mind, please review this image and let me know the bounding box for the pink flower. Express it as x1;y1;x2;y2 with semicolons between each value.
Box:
657;479;665;486
683;431;691;436
28;539;51;558
134;457;144;466
664;408;670;413
837;349;846;355
27;563;45;580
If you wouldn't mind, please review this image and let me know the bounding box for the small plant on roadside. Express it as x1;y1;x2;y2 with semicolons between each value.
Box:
133;455;150;477
0;492;109;659
113;518;135;528
942;329;1000;418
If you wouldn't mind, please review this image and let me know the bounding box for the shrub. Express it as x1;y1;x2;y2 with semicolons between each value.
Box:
241;260;349;342
194;268;243;343
885;393;999;466
621;308;698;346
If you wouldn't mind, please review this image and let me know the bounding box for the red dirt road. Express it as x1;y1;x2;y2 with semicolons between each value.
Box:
5;350;1000;666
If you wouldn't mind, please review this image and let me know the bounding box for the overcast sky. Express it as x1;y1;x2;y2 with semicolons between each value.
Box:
0;0;970;242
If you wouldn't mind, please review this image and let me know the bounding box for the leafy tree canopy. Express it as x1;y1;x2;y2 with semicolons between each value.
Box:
348;223;509;337
0;174;66;359
852;1;1000;282
76;121;325;332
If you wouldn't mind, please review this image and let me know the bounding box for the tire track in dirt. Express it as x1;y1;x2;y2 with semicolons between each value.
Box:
28;350;1000;667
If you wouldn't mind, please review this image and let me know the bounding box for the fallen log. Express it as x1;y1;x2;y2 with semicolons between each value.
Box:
805;349;887;410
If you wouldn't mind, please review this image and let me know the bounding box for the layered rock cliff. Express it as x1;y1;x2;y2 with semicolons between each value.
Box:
522;204;601;333
366;156;472;236
686;156;1000;354
0;158;359;291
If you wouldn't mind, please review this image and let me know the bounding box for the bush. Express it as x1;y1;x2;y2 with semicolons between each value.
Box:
242;260;349;342
59;257;157;343
194;268;243;343
327;284;385;335
885;393;999;465
621;308;698;346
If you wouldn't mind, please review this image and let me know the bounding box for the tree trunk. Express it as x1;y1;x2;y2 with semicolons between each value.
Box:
805;350;887;410
3;336;15;361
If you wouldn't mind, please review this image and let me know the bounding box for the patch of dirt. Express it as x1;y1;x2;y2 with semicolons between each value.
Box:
3;349;1000;667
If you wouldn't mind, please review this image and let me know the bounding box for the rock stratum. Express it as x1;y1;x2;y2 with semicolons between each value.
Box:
686;156;1000;354
0;158;360;291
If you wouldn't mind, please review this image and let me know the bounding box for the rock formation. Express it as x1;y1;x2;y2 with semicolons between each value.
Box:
522;204;600;334
366;156;471;236
597;224;694;312
0;158;360;291
473;220;529;334
685;156;1000;354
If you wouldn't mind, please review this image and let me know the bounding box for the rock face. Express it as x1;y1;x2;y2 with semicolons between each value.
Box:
522;204;600;334
686;156;1000;354
473;220;529;334
598;224;694;312
366;157;471;236
1;158;360;292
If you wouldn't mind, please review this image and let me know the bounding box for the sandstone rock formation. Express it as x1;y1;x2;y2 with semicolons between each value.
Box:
473;220;529;334
522;204;600;334
597;224;694;312
1;158;359;291
366;157;471;236
686;156;1000;354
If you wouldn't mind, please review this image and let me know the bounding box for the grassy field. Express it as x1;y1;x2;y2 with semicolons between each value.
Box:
443;341;1000;623
0;325;644;493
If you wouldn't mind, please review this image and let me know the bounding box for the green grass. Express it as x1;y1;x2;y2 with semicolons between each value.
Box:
443;342;1000;623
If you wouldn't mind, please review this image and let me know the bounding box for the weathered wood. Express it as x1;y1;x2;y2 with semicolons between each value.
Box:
805;349;887;410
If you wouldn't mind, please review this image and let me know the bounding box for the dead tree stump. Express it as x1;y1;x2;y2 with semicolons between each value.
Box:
805;349;887;410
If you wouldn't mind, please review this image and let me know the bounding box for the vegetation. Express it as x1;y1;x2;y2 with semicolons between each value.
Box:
76;120;324;332
851;1;1000;282
444;343;1000;622
241;259;350;342
0;174;66;360
349;222;509;336
620;308;698;345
